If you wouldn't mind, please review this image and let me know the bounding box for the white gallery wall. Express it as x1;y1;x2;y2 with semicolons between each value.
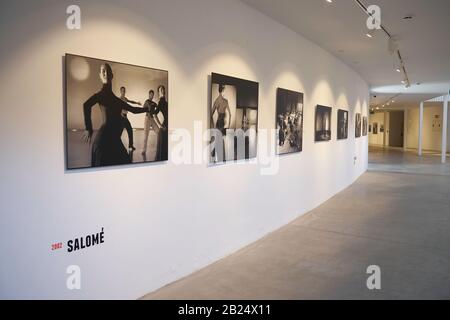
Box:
370;105;450;151
369;112;386;146
405;104;450;151
0;0;369;299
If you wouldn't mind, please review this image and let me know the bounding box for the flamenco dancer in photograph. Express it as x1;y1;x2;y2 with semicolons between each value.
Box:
119;86;142;151
82;63;149;167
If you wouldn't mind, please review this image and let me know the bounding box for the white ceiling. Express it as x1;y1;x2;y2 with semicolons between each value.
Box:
242;0;450;110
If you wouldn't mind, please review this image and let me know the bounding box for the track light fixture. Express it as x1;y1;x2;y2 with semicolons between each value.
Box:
354;0;412;89
388;38;398;55
366;29;375;38
372;94;401;110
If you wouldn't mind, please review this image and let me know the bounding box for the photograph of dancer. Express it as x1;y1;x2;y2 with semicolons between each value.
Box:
154;85;168;161
355;113;362;138
337;109;349;140
209;73;259;163
275;88;304;155
315;105;332;142
211;84;232;136
210;83;232;162
119;86;142;151
65;54;169;169
142;90;159;155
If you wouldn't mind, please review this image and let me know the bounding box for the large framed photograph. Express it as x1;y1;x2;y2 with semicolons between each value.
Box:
276;88;304;155
65;54;169;170
355;113;362;138
337;109;349;140
209;73;259;163
315;105;332;142
362;116;368;136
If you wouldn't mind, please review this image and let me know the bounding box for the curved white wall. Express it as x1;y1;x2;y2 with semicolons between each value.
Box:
0;0;369;299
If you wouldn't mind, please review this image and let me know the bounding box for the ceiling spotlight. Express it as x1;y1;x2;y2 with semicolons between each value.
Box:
376;107;380;110
326;0;333;3
396;68;401;73
366;29;375;38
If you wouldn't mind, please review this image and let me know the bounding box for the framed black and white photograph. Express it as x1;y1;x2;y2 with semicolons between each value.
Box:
337;109;349;140
315;105;332;142
380;124;385;133
209;73;259;163
65;54;169;170
369;124;372;133
355;113;362;138
276;88;304;155
362;116;368;136
373;122;378;134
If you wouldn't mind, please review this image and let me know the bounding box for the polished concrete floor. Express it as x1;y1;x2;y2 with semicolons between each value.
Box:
143;147;450;300
369;146;450;176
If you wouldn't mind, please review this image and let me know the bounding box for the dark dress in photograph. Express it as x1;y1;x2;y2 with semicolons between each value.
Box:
155;96;168;161
83;84;148;167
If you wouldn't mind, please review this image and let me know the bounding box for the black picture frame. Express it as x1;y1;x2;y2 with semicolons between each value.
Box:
362;116;368;136
337;109;349;140
64;53;169;170
209;72;259;163
355;113;362;138
276;88;304;155
373;122;378;134
315;105;332;142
